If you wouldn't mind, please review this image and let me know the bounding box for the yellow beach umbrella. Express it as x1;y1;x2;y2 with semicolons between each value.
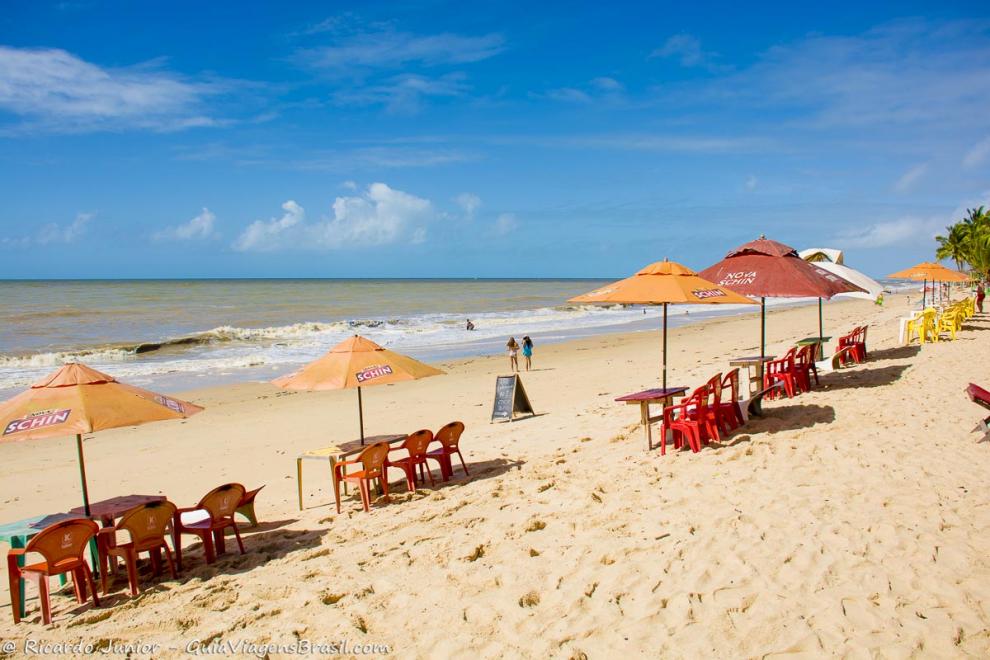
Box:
570;259;756;390
0;363;204;515
273;335;444;442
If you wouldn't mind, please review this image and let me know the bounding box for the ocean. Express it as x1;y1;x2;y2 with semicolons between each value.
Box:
0;278;914;397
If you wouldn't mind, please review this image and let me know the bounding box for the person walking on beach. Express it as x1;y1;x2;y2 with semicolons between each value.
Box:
466;319;475;331
506;337;520;372
977;282;986;313
522;336;534;371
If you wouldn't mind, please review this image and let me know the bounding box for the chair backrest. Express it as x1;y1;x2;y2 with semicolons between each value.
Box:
118;500;177;545
706;373;722;407
795;344;812;367
197;483;246;520
721;368;740;403
357;442;390;478
781;346;797;367
25;518;98;568
435;421;465;449
767;355;790;376
967;383;990;410
690;383;710;414
402;429;434;457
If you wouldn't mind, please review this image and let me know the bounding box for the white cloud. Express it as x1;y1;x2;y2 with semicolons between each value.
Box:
894;163;928;192
835;217;938;248
650;34;724;71
963;137;990;168
333;73;468;114
744;175;758;191
232;184;434;252
153;208;218;241
2;212;93;246
494;213;518;236
455;193;481;219
0;46;224;133
591;77;623;92
298;30;505;71
233;201;305;252
544;87;592;103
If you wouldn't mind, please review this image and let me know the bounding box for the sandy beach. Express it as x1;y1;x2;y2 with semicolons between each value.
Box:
0;294;988;657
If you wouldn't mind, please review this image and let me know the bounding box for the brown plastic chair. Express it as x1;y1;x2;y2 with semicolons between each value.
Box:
98;500;177;596
8;518;100;624
426;421;468;481
387;430;436;492
334;442;391;513
173;483;246;570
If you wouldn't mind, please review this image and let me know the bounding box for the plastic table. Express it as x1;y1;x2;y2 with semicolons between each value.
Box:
796;336;830;361
0;512;77;618
615;388;688;451
729;355;777;397
296;434;406;510
69;494;166;527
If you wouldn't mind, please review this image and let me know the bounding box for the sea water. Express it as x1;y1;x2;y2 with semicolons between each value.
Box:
0;278;914;397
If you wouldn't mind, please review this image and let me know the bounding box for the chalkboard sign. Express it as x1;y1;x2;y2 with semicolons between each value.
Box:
491;375;535;422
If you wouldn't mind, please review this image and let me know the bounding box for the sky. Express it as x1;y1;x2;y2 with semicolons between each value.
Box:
1;1;989;279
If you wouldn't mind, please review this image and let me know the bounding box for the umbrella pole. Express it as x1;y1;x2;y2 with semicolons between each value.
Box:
75;434;91;517
759;297;766;385
922;278;926;308
357;386;365;445
662;303;668;392
818;297;824;357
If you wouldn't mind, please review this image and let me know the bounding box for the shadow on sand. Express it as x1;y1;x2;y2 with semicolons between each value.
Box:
821;364;910;391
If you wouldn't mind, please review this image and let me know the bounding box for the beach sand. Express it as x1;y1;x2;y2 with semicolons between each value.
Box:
0;295;989;657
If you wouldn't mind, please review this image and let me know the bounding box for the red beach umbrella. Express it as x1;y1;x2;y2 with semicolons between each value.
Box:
698;236;866;374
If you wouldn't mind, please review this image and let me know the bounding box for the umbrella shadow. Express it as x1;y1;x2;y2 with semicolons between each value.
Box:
864;345;920;361
742;403;836;434
820;364;910;391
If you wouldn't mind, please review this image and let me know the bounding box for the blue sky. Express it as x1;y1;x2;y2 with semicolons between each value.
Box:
0;1;988;278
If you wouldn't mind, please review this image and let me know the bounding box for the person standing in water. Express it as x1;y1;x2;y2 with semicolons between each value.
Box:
522;336;534;371
506;337;520;372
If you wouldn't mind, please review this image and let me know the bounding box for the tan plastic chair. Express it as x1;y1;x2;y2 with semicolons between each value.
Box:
98;500;178;596
173;483;246;570
7;518;100;624
387;430;436;491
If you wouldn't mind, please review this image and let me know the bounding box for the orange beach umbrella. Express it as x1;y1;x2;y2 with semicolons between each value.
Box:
888;262;969;306
569;259;756;390
273;335;444;443
0;363;204;515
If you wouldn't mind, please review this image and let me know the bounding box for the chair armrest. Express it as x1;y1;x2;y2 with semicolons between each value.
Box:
6;548;25;558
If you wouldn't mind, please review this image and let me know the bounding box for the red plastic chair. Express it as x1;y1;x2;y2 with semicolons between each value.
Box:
8;518;100;624
688;373;723;444
837;326;867;365
425;421;468;480
173;483;246;570
98;500;177;596
660;385;709;454
334;442;391;513
793;344;820;392
764;347;798;399
387;430;436;491
717;368;745;433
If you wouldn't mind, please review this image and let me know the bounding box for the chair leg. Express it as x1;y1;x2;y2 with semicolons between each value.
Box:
358;480;371;512
72;568;86;603
162;544;178;578
149;547;162;577
36;574;52;625
173;529;184;572
125;550;139;596
456;449;469;476
334;471;344;514
82;564;100;607
230;522;246;555
202;532;216;565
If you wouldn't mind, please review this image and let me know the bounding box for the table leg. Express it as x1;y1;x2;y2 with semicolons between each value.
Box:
297;458;303;511
11;536;25;619
641;402;652;450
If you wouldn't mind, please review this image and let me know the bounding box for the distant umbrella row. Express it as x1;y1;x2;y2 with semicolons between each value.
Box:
570;236;967;389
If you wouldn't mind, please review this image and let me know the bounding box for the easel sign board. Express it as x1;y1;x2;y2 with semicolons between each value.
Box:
491;375;535;422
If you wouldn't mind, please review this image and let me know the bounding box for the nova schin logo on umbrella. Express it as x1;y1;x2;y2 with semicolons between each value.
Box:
719;271;757;287
3;409;72;436
154;396;184;413
356;365;394;383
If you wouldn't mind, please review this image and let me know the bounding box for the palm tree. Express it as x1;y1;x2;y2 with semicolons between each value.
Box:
936;223;968;271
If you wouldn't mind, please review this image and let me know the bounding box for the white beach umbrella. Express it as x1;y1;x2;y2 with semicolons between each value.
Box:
799;248;884;301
